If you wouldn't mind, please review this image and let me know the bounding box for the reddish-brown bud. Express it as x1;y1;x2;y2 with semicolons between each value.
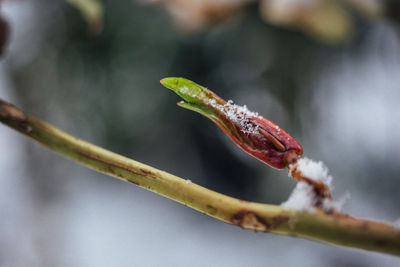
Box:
161;77;303;169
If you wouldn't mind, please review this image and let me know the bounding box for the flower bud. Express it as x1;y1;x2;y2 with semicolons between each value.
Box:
161;77;303;169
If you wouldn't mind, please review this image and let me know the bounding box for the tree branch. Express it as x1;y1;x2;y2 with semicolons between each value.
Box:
0;98;399;256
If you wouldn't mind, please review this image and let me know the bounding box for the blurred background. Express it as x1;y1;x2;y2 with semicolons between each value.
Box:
0;0;400;266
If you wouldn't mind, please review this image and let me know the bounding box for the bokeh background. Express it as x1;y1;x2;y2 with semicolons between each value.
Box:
1;0;400;266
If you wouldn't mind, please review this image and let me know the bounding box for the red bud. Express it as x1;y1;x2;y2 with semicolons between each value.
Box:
161;77;303;169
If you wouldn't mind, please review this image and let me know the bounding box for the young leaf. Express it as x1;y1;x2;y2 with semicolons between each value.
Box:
161;77;303;169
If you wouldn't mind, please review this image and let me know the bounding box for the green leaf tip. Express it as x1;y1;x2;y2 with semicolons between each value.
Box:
160;77;205;104
160;77;225;106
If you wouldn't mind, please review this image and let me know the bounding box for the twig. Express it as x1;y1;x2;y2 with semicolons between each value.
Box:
0;98;399;256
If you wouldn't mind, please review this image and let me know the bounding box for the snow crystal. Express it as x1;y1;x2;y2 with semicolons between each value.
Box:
180;85;206;99
294;157;332;186
180;86;189;95
185;179;191;184
206;98;262;134
281;182;316;211
209;99;217;106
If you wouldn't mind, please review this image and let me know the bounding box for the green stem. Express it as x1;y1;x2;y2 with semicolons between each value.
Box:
0;98;399;256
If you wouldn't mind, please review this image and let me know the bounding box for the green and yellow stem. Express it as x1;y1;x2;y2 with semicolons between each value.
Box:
0;98;399;256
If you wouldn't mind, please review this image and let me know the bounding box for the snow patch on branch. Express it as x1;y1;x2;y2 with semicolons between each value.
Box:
322;193;350;212
283;158;348;211
281;181;317;211
295;157;332;186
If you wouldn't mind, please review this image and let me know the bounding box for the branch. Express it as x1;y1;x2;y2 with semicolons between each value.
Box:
0;98;399;256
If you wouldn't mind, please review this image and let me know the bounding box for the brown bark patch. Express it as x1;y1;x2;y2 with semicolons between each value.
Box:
0;100;32;134
231;210;269;232
139;168;156;177
231;210;290;232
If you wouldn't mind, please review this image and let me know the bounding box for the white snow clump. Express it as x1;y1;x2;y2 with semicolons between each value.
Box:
294;157;332;186
281;181;317;211
283;158;348;211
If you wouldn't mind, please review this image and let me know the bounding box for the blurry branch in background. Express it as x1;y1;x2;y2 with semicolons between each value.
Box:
1;96;400;256
141;0;393;44
65;0;104;34
64;0;398;42
139;0;253;33
0;6;8;56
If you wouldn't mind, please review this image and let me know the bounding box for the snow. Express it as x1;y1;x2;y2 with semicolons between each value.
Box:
180;85;190;95
180;85;206;100
185;179;192;184
283;158;349;211
206;98;262;134
293;157;332;186
322;193;350;212
179;85;265;135
281;181;317;211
